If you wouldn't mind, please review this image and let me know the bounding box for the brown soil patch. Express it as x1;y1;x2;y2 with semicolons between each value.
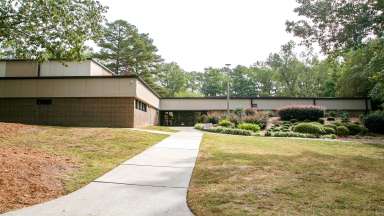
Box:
0;123;76;213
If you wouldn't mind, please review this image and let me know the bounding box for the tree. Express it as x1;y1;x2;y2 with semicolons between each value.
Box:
95;20;162;75
157;62;187;96
0;0;107;61
286;0;384;53
200;68;226;96
266;41;301;96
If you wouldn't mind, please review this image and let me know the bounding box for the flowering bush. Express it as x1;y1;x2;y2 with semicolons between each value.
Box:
278;105;325;121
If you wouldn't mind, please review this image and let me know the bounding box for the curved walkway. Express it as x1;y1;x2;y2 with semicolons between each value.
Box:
3;128;202;216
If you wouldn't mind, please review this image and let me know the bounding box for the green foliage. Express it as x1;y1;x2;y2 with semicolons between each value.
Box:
323;126;336;135
95;20;161;75
156;62;187;96
206;127;252;136
363;111;384;134
218;119;234;128
286;0;384;53
268;131;318;138
344;123;365;135
320;134;337;139
241;112;268;129
278;105;325;121
197;115;209;123
237;123;261;133
200;68;226;96
293;122;326;135
0;0;107;61
194;123;205;130
336;126;350;136
207;115;220;124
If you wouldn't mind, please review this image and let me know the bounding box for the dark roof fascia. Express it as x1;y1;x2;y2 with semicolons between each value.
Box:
161;96;370;100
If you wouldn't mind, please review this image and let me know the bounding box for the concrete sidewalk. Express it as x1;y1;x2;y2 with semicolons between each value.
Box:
3;128;202;216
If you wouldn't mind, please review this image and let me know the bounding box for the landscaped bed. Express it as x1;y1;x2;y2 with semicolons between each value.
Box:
194;106;384;140
188;133;384;215
0;123;167;213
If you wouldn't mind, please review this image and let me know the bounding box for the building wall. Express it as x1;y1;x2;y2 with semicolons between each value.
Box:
133;105;159;128
252;99;314;110
0;77;137;98
90;61;113;76
160;98;370;111
0;62;6;76
135;79;160;108
4;61;38;77
316;99;370;110
160;98;250;111
0;98;135;127
40;61;91;76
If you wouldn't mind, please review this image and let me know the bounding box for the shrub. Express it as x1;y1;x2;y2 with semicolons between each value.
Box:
218;119;234;128
325;124;337;130
363;111;384;134
207;115;220;124
241;111;268;129
244;108;256;116
344;123;365;135
278;105;325;121
237;123;260;132
270;131;318;138
323;126;336;134
197;114;209;123
207;126;252;136
327;111;337;117
318;119;325;124
336;126;350;136
227;113;241;125
194;123;205;130
326;117;336;121
292;122;325;135
340;111;350;122
320;134;337;139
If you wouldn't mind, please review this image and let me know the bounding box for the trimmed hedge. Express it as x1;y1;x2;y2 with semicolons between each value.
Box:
206;126;252;136
336;126;350;136
364;111;384;134
266;131;336;139
237;123;260;132
194;123;205;130
344;123;365;135
292;122;325;135
278;105;325;121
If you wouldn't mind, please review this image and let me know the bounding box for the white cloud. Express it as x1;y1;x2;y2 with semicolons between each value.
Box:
99;0;301;71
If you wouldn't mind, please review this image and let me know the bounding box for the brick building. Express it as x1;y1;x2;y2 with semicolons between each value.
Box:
0;60;371;127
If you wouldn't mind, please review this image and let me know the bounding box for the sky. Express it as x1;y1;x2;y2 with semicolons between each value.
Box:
98;0;301;71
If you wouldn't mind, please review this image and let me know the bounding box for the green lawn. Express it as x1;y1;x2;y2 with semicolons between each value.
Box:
188;133;384;216
144;125;179;133
1;126;167;192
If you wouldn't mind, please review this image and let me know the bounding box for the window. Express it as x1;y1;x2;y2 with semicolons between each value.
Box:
135;99;147;112
36;99;52;105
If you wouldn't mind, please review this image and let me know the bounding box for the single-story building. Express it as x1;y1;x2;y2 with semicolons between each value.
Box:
0;60;371;127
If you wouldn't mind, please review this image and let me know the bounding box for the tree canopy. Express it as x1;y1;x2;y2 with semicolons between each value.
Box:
0;0;107;61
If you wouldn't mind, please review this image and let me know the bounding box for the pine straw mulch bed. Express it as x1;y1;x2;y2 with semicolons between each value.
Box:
0;123;75;213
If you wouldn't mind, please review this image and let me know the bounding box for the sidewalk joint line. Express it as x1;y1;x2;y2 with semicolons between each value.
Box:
92;180;187;189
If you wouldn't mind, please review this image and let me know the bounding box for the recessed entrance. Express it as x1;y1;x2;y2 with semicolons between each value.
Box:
160;111;206;126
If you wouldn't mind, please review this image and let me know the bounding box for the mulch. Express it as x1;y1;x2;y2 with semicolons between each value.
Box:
0;123;75;213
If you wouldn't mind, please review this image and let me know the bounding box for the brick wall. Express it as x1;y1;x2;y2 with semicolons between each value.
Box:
0;98;135;127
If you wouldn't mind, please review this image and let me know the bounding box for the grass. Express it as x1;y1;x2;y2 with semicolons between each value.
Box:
144;125;179;133
188;133;384;216
0;126;167;192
